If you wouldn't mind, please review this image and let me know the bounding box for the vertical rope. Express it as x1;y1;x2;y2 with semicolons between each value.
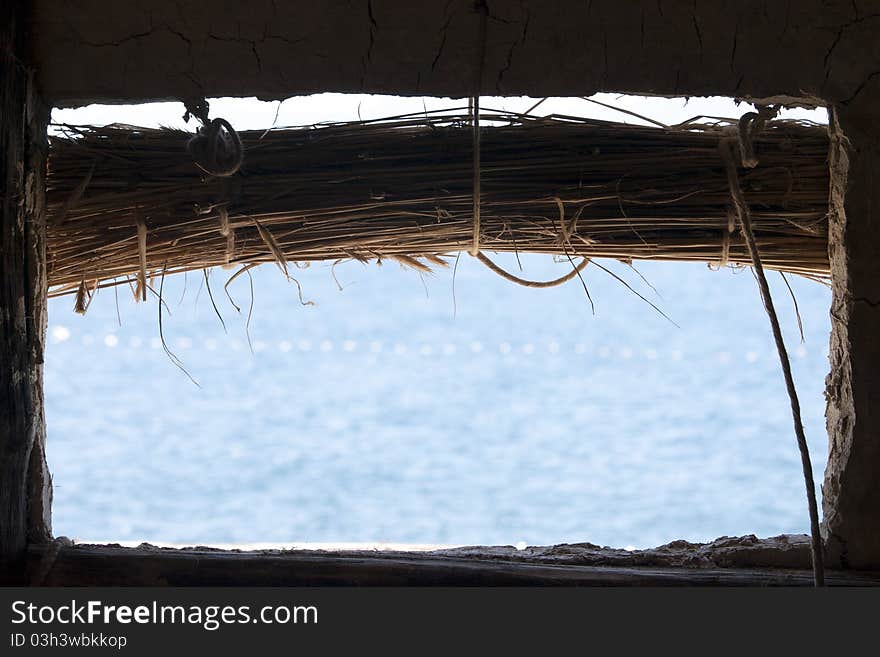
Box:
469;1;488;257
720;127;825;587
466;3;590;287
710;208;735;270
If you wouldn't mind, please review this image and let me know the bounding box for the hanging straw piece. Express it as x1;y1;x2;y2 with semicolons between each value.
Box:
217;206;236;267
720;107;825;587
252;217;290;279
554;196;584;246
554;197;572;244
73;275;91;314
224;231;236;268
53;160;95;226
392;254;433;273
136;220;148;302
218;205;231;237
423;254;450;268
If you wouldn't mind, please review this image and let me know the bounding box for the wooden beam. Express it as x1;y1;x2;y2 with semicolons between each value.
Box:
32;1;876;107
0;0;51;584
27;544;880;587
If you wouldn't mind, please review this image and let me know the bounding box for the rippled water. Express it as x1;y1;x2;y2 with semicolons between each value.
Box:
45;255;831;549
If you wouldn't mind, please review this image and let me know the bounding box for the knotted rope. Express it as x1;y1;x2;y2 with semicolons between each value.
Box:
720;106;825;587
183;99;244;177
183;99;242;271
736;105;778;168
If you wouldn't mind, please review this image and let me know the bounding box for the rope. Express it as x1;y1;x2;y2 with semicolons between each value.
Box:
720;111;825;587
30;536;73;586
736;105;778;169
469;1;488;257
710;208;735;270
464;5;590;287
183;99;243;177
476;251;590;287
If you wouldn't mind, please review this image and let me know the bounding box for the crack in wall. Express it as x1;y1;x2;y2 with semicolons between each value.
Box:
360;0;379;91
431;4;455;73
366;0;378;64
824;13;880;91
842;69;880;104
206;33;263;74
691;3;703;61
496;5;530;92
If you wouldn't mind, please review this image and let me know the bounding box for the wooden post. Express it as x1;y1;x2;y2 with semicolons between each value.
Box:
1;0;51;583
823;92;880;569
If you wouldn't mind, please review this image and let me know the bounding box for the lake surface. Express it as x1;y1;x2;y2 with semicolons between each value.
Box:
44;255;831;549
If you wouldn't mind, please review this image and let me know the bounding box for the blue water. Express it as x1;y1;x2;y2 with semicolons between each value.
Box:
44;255;831;549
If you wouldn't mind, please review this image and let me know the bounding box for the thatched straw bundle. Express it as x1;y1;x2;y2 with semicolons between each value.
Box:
45;110;830;299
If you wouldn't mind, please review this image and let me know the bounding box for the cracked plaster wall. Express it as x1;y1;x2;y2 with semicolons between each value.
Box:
27;0;880;569
29;1;880;107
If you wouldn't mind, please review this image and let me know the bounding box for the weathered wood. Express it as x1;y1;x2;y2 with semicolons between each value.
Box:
26;544;880;587
0;0;51;583
823;96;880;570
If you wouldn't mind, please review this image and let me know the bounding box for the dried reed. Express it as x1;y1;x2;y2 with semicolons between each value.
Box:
45;109;830;298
